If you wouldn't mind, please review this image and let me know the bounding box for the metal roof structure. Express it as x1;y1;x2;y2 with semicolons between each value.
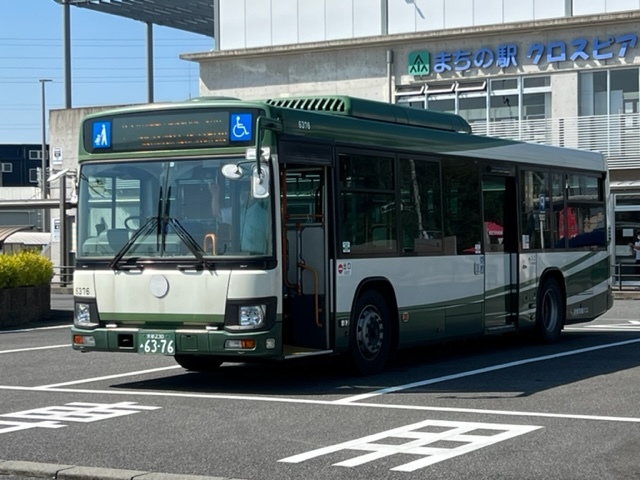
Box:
51;0;217;107
4;231;51;247
0;226;34;248
52;0;214;37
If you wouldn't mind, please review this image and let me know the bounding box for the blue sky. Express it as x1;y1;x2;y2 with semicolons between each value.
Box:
1;0;214;144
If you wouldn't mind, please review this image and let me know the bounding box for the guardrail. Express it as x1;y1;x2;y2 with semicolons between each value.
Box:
613;263;640;291
52;265;74;288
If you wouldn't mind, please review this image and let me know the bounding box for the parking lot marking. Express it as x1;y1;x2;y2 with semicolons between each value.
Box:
37;365;182;388
0;325;71;335
566;322;640;331
335;338;640;404
0;385;637;424
278;419;542;472
1;401;160;424
0;419;66;435
0;402;160;436
0;345;68;355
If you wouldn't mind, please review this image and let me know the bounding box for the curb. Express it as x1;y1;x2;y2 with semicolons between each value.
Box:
0;460;239;480
612;292;640;300
51;287;73;295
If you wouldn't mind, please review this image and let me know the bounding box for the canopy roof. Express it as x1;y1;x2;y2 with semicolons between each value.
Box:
0;225;35;248
53;0;214;37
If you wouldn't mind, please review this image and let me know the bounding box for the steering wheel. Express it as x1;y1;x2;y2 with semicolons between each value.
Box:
124;215;144;230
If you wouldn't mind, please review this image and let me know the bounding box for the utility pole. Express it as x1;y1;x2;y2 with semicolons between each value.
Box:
40;78;52;232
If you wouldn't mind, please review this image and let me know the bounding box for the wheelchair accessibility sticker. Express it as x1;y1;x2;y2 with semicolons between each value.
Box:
230;113;253;142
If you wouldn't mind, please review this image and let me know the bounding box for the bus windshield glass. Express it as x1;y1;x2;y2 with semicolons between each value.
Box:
77;158;273;260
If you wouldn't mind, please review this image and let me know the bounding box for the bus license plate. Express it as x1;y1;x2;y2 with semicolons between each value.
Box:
138;332;175;355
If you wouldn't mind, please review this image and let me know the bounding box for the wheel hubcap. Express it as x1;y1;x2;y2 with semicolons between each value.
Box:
356;305;384;359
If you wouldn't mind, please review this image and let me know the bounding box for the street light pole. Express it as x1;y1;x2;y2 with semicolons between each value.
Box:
40;78;52;232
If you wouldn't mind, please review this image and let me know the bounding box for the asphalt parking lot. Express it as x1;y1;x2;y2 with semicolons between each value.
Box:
1;294;639;480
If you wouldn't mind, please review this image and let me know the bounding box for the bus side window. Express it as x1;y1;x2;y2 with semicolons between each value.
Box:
339;152;396;254
399;157;443;255
442;158;481;254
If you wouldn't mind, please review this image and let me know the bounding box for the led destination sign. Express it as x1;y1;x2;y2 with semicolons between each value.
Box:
85;109;258;153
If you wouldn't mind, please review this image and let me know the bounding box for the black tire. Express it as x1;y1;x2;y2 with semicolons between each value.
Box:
349;290;392;375
536;278;564;343
174;354;223;372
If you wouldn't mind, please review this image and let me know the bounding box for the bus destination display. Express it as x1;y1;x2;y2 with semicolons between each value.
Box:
86;110;256;152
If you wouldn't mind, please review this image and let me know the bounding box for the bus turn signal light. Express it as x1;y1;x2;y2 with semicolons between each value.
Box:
224;339;256;350
73;335;96;347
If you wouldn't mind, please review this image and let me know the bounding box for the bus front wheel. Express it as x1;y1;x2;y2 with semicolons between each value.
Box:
349;290;392;375
174;354;223;372
536;278;564;343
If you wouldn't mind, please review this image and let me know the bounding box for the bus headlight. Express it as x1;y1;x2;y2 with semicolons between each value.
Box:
74;302;99;328
239;305;265;327
224;297;276;332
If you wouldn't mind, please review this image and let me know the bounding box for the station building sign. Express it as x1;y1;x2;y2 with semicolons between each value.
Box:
408;33;637;76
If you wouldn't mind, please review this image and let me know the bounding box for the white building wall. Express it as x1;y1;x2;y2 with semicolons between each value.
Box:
219;0;383;50
216;0;640;50
198;47;390;102
573;0;640;16
551;72;578;119
386;0;571;31
196;14;640;113
218;0;640;51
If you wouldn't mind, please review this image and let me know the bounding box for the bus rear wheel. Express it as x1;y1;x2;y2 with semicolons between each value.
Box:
349;290;392;375
174;354;223;372
536;278;564;343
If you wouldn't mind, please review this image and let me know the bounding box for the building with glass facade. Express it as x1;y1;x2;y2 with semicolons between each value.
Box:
178;1;640;273
47;0;640;275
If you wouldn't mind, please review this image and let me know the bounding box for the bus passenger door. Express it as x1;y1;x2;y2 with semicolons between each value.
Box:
482;175;518;331
280;160;331;353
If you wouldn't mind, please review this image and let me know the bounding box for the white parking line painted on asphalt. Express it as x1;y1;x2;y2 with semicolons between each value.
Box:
567;326;640;331
37;365;182;388
566;321;640;331
0;402;160;436
0;325;71;335
335;338;640;405
1;384;639;424
1;401;160;423
278;419;542;472
0;345;68;355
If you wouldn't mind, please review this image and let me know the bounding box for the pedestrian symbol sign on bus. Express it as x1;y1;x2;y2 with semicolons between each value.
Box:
92;121;111;149
408;51;430;76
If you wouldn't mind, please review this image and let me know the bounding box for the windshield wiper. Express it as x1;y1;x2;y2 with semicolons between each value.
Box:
109;216;159;271
166;218;209;268
156;186;208;268
108;215;209;271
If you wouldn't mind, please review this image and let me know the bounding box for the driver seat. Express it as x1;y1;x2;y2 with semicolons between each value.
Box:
106;229;131;252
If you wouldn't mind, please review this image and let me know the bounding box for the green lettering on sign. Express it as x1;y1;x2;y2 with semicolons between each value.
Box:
408;51;430;76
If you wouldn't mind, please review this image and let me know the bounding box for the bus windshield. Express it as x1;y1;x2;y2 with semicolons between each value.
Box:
77;158;273;260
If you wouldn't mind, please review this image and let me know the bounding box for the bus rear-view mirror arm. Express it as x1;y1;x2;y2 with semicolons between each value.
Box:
246;116;282;196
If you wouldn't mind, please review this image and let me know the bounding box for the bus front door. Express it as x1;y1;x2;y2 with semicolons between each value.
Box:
482;175;518;331
281;165;331;353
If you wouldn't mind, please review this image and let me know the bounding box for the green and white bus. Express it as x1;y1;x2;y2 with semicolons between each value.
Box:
71;96;613;374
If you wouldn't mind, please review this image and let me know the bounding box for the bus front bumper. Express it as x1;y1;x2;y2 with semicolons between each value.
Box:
71;324;283;359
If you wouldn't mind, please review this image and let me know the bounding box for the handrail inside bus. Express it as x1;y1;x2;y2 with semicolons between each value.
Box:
204;233;216;256
298;262;322;328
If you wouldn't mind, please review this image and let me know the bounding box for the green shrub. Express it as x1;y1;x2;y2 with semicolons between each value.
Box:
0;250;54;289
